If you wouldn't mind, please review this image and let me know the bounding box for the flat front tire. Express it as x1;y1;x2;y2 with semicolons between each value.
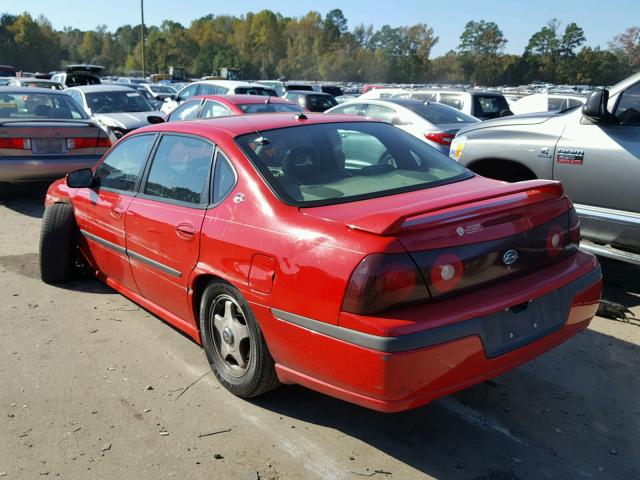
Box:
199;282;279;398
39;203;76;284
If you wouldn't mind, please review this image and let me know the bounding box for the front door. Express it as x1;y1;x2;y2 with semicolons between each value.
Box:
73;133;156;292
125;133;214;323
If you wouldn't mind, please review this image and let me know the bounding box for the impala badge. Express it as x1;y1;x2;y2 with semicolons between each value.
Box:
503;249;519;266
233;193;245;204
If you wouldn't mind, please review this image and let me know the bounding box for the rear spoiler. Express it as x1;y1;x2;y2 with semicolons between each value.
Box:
346;180;564;235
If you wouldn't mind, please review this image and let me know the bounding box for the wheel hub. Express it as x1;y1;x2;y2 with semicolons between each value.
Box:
222;327;234;345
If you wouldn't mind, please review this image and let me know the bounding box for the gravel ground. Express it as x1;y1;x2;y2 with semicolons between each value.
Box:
0;185;638;480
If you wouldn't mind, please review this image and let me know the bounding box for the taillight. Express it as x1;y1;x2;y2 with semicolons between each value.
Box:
342;253;430;315
429;253;464;294
66;137;112;149
0;138;31;150
425;132;455;145
568;207;580;245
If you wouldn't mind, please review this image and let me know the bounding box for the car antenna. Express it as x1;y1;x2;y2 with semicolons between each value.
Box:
242;117;269;145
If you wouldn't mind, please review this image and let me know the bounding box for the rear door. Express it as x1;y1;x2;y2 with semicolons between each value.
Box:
73;133;156;292
125;133;215;322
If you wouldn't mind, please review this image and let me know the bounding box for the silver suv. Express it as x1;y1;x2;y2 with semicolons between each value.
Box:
450;71;640;264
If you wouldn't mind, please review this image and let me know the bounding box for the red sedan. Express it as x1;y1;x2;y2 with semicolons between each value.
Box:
165;94;305;122
40;113;602;412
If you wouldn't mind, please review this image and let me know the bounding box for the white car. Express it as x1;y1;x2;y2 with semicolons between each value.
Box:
357;88;407;100
510;93;586;115
66;85;164;140
326;98;479;154
160;80;278;115
389;89;511;120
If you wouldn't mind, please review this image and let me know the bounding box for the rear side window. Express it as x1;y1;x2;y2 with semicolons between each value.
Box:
95;134;155;192
235;87;274;96
212;151;236;204
439;94;464;110
238;103;303;113
143;135;214;205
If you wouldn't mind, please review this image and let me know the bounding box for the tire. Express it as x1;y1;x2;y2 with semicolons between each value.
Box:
199;281;279;398
39;203;76;284
0;182;10;200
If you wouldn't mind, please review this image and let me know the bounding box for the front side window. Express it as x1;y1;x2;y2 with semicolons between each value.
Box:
614;82;640;125
177;83;198;101
330;103;365;116
143;135;214;205
439;94;464;110
168;100;201;122
200;101;230;119
235;122;472;206
94;134;155;192
364;104;396;123
198;84;216;96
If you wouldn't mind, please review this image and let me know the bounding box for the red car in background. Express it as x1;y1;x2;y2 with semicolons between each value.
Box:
40;113;601;412
165;94;305;122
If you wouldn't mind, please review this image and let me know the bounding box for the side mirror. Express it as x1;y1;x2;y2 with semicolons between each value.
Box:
66;168;94;188
582;89;609;122
499;109;513;117
147;115;165;124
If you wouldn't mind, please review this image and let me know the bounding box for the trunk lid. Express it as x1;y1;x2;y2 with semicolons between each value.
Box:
303;176;578;301
0;120;108;157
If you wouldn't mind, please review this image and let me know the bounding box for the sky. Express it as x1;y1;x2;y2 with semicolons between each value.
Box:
4;0;639;56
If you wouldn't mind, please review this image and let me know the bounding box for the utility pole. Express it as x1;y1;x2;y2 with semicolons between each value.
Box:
140;0;146;79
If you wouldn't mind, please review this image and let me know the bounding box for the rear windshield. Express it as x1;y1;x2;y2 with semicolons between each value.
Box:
403;102;478;124
236;122;472;207
237;103;304;114
474;95;509;116
0;91;88;119
21;80;63;90
67;74;101;87
85;90;154;113
234;87;276;96
306;94;338;111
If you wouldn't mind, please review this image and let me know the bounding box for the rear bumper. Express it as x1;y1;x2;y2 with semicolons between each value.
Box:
259;252;601;412
0;155;101;182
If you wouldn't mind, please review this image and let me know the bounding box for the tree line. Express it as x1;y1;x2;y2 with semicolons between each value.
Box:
1;10;638;85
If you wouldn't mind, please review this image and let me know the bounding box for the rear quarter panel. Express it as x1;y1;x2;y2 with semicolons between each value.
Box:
460;117;567;179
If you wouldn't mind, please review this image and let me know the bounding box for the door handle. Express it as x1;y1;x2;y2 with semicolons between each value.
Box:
176;223;196;239
110;207;123;220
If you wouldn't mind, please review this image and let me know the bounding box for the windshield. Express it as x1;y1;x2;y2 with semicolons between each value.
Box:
86;90;154;113
236;122;472;207
237;103;304;114
0;91;88;119
402;102;478;124
150;85;176;94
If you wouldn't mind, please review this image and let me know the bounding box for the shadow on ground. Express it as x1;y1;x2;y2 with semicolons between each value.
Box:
0;183;48;218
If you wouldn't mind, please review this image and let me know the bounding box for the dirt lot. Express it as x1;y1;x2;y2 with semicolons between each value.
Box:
1;185;639;480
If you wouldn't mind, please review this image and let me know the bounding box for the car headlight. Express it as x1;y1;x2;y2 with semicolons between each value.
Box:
449;135;466;162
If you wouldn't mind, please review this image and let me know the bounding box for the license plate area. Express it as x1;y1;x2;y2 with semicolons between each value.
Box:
479;290;568;358
32;138;66;154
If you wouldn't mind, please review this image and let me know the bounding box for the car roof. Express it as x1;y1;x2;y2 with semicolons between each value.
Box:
68;85;135;93
286;90;331;96
134;112;374;139
0;86;67;95
194;80;270;88
191;94;297;105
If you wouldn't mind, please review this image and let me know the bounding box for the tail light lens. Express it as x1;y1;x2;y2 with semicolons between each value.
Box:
425;132;455;145
66;137;111;149
342;253;430;315
0;138;31;149
568;207;580;246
